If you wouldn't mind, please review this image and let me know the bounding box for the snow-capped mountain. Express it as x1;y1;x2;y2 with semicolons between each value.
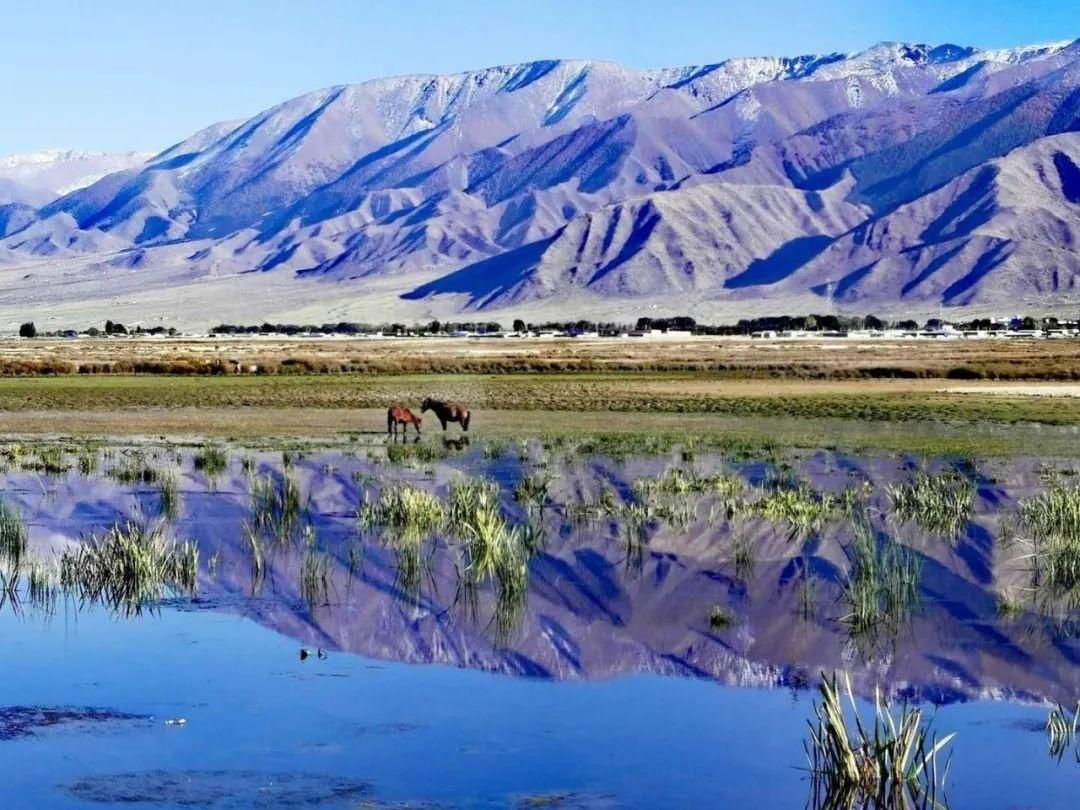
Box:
0;149;153;206
1;39;1078;327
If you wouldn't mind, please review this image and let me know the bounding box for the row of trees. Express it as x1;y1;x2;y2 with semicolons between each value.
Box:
15;314;1076;339
17;321;179;338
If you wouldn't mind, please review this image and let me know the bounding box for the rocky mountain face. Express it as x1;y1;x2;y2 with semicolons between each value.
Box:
1;40;1079;324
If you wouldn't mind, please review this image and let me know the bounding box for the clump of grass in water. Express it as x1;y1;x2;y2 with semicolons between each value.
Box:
995;588;1024;620
385;442;448;467
1018;481;1080;602
805;672;954;809
193;443;229;478
749;485;858;542
513;473;552;508
360;482;445;536
842;518;922;637
157;470;181;522
26;561;56;612
447;477;538;640
25;445;70;476
108;451;162;486
447;477;500;533
0;501;28;571
482;439;507;460
77;450;99;476
565;489;620;526
59;522;199;614
632;468;744;500
888;471;974;540
249;472;303;543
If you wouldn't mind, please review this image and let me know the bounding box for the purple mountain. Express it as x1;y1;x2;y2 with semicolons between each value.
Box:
1;39;1078;326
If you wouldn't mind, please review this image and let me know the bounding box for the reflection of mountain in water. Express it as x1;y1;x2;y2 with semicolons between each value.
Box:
9;444;1080;705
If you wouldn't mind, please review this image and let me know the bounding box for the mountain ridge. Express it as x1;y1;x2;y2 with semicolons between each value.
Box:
0;38;1078;328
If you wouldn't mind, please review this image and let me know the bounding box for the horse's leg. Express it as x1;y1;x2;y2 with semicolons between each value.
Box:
440;417;447;431
462;412;470;432
414;420;421;436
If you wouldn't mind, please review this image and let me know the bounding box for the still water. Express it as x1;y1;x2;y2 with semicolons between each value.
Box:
0;438;1077;808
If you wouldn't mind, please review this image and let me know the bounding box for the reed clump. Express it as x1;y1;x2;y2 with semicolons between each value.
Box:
1018;482;1080;599
842;519;922;636
805;672;954;809
193;442;229;478
360;482;445;537
513;473;552;508
888;472;974;539
249;471;303;543
749;485;859;542
0;501;28;571
59;522;199;614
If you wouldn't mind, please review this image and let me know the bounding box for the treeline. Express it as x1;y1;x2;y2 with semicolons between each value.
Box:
14;313;1077;340
18;320;179;338
208;313;1075;337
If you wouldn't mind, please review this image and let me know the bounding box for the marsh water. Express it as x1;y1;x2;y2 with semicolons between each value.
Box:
1;436;1079;808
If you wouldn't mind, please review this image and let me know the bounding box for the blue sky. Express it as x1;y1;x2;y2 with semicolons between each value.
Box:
1;0;1075;155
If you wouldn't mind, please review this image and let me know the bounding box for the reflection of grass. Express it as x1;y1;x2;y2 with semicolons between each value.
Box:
888;472;974;539
300;550;330;607
244;527;265;596
193;443;228;477
1046;703;1079;761
806;672;954;809
730;530;754;583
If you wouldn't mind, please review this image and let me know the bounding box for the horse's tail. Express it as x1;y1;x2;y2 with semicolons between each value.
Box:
461;410;471;432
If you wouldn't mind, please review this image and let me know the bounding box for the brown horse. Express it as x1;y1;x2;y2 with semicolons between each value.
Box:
421;398;471;432
387;403;422;436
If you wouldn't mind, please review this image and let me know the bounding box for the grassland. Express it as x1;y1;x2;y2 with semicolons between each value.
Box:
0;337;1079;454
3;334;1080;378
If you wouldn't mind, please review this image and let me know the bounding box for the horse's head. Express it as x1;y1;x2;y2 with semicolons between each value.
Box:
420;397;433;413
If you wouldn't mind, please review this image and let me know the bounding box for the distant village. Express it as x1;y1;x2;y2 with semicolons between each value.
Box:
12;314;1080;340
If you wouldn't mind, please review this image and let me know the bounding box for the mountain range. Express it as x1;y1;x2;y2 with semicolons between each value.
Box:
1;39;1079;328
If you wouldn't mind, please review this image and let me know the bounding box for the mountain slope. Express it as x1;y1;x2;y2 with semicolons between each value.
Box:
0;39;1078;326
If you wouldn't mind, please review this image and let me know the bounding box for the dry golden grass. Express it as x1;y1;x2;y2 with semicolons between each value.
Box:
2;335;1080;378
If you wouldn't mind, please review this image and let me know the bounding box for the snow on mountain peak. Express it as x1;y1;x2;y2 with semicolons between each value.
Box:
0;149;153;198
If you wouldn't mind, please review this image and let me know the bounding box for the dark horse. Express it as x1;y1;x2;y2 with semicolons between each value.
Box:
387;403;422;436
421;398;470;432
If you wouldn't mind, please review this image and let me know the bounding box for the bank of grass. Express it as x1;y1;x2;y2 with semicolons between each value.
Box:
0;373;1075;422
0;374;1078;456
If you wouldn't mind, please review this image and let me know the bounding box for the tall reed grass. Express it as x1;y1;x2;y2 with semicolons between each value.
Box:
806;672;954;809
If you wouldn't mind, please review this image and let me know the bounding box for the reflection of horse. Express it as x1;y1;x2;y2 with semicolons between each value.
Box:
387;404;422;436
442;436;471;452
421;398;471;432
